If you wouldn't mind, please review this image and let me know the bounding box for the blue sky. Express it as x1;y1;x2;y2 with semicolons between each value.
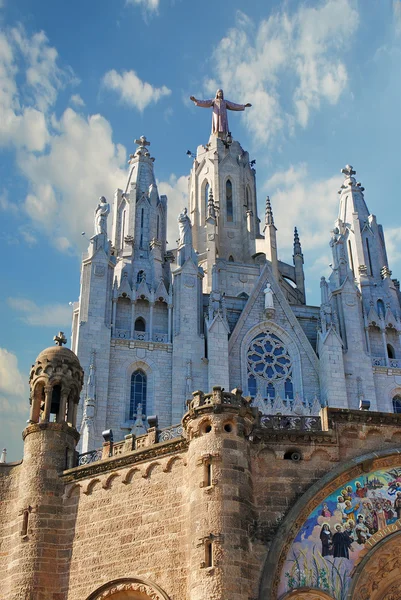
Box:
1;0;401;460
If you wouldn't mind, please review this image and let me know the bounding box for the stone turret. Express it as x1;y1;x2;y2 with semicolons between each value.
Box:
9;334;84;600
183;387;258;600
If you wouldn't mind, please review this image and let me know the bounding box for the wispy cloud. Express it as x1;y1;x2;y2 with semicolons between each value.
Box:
8;297;72;327
394;1;401;35
202;0;358;144
102;69;171;111
126;0;160;16
70;93;85;107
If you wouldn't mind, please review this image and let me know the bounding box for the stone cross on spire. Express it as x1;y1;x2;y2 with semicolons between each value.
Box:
53;332;67;346
134;135;150;149
341;164;356;178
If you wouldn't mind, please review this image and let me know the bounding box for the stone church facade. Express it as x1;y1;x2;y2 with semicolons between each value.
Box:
2;121;401;600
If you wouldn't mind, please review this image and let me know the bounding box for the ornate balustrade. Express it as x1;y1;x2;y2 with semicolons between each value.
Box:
113;330;168;343
372;357;401;368
260;414;322;431
158;424;183;442
77;448;103;466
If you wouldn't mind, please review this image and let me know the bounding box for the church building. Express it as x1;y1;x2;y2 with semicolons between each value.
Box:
1;93;401;600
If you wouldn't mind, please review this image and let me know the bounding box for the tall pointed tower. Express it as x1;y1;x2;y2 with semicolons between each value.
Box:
188;134;259;291
73;137;174;451
321;165;401;410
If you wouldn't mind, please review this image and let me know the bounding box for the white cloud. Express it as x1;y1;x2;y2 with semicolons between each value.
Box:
0;348;25;397
0;26;77;153
18;108;127;251
126;0;160;15
394;1;401;35
8;297;72;327
203;0;358;144
102;69;171;112
158;174;188;246
0;348;29;462
0;23;130;253
383;227;401;266
70;93;85;107
265;163;341;258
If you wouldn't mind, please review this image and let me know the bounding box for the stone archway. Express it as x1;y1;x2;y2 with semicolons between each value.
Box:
280;589;335;600
348;531;401;600
86;578;171;600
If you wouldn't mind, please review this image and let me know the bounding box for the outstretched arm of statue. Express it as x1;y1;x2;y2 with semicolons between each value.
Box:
225;100;252;111
190;96;214;108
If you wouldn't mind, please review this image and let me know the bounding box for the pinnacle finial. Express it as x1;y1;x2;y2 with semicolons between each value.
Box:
265;196;274;225
293;227;302;255
53;332;67;347
207;188;216;219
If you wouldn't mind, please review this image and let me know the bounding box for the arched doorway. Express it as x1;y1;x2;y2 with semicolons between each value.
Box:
86;578;171;600
348;531;401;600
280;589;335;599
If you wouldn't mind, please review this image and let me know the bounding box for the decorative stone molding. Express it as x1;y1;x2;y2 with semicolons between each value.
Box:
87;577;171;600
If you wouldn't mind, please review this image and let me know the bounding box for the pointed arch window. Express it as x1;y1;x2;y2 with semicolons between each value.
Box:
377;299;385;319
130;370;147;419
266;382;275;399
284;379;294;400
137;270;145;283
245;186;250;209
248;374;257;398
228;255;234;262
121;208;127;248
226;180;233;222
156;215;160;240
204;182;210;219
393;396;401;414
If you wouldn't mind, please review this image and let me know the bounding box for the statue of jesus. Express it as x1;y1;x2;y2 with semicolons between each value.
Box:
190;89;251;135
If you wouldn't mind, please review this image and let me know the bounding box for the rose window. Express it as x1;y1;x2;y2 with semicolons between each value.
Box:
247;332;292;381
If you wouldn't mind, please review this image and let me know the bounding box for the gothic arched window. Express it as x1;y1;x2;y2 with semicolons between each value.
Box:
226;180;233;222
204;181;210;219
156;214;160;240
245;186;250;209
130;370;147;419
377;299;385;319
228;255;234;262
393;396;401;414
388;344;395;359
247;331;292;400
137;270;145;283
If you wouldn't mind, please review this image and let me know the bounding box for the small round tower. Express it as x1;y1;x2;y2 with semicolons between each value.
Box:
9;333;84;600
183;386;258;600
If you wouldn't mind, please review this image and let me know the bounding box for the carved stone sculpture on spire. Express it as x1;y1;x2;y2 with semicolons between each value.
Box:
94;196;110;236
177;208;196;266
189;89;251;135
